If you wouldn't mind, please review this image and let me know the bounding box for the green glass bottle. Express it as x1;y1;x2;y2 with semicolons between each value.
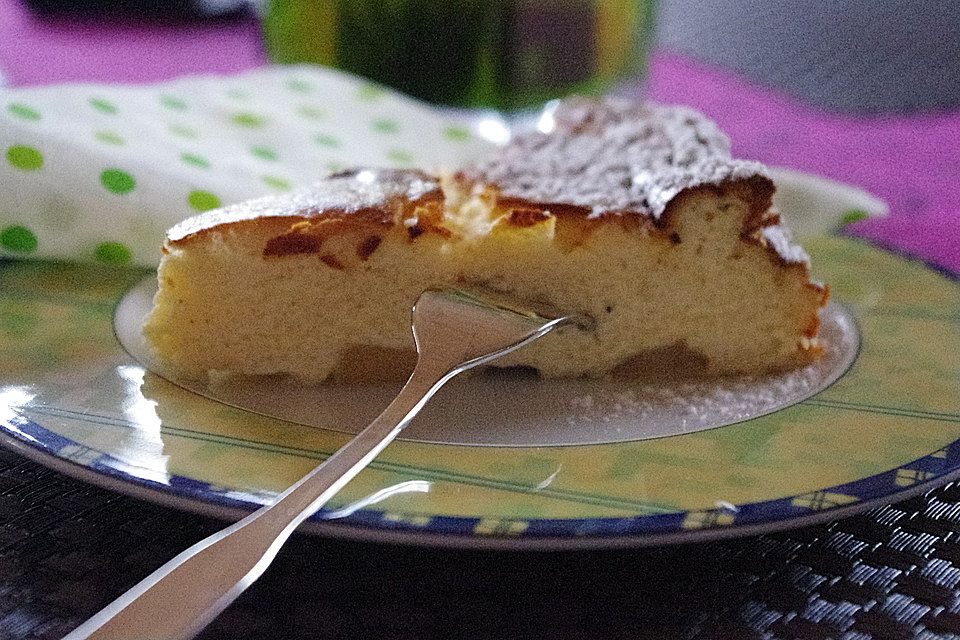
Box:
262;0;654;111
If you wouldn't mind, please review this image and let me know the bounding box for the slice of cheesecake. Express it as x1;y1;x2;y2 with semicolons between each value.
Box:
143;98;827;383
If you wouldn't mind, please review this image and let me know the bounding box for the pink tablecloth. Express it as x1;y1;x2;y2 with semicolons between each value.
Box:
1;1;957;273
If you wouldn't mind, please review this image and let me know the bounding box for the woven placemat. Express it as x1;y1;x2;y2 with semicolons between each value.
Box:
2;445;960;640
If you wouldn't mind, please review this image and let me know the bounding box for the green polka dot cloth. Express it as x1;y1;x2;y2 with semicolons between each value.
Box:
0;66;496;266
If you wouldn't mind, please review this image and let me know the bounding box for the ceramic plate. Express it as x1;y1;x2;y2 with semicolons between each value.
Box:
2;170;958;549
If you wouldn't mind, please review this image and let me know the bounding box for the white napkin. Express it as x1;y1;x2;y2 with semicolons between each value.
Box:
0;65;497;267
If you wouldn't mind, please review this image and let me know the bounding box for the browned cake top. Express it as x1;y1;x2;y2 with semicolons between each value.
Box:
166;169;440;243
468;97;768;219
165;99;810;267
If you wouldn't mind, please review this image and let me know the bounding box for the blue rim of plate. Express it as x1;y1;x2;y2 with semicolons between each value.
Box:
3;364;960;548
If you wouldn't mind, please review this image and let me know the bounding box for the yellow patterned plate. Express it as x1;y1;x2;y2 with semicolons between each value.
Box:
1;181;958;548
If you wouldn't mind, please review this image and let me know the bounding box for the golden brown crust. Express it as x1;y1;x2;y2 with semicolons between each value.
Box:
167;169;442;247
480;175;779;253
171;170;813;285
657;175;774;236
504;207;552;228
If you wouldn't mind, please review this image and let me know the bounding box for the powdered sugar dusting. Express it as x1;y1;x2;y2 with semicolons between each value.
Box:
472;97;769;219
559;303;856;442
761;225;811;265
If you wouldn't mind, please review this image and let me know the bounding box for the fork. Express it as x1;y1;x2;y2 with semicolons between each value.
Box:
66;289;571;640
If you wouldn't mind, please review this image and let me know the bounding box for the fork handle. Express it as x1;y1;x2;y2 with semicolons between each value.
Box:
65;361;451;640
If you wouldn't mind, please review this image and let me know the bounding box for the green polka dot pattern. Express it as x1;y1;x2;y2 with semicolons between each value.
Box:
94;242;133;264
262;176;291;190
94;131;124;146
89;98;118;115
7;103;41;121
841;209;870;225
314;133;340;148
0;66;502;268
231;112;266;128
6;145;43;171
387;149;414;165
0;225;38;253
160;95;188;111
372;118;399;134
168;123;199;139
286;79;312;93
180;153;210;168
100;169;136;195
250;146;278;161
357;84;387;101
188;190;221;212
297;105;325;120
443;125;471;142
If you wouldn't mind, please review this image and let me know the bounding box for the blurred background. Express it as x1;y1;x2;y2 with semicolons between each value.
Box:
2;0;958;114
659;0;960;113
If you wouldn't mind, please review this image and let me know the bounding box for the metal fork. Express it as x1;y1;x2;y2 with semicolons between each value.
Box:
66;289;571;640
